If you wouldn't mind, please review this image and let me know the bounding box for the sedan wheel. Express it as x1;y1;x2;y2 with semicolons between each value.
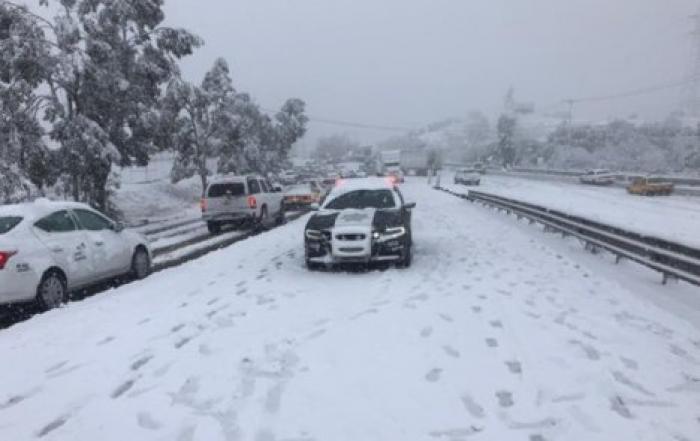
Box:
37;271;66;311
131;248;151;280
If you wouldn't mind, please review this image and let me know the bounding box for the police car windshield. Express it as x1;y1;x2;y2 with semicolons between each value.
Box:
325;190;396;210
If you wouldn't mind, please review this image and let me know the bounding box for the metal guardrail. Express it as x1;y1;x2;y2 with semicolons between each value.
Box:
508;167;700;187
438;187;700;287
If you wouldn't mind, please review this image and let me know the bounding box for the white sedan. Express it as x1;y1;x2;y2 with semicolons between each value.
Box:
0;200;152;310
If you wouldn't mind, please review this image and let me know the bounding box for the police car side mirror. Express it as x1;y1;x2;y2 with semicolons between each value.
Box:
111;221;125;233
404;202;416;210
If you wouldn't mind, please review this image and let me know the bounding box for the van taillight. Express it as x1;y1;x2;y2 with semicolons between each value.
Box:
200;198;208;212
247;195;257;209
0;251;17;270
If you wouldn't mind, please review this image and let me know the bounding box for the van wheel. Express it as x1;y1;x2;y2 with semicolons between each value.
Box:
131;247;151;280
257;206;269;230
276;204;287;225
207;221;221;234
36;270;67;311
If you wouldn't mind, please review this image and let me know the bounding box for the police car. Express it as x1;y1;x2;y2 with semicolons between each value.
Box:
304;178;415;269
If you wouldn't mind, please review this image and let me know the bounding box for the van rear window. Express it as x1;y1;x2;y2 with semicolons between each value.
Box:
208;183;245;198
0;217;22;234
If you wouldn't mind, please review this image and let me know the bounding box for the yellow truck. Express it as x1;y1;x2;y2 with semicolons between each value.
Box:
626;177;674;196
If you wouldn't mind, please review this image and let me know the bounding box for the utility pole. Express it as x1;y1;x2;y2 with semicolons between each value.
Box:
564;99;575;146
682;9;700;116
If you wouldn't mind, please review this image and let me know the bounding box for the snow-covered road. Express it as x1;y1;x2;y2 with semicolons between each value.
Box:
442;173;700;248
0;181;698;441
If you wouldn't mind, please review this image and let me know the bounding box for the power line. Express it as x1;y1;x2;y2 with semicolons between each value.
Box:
260;107;414;133
567;77;697;104
535;76;698;120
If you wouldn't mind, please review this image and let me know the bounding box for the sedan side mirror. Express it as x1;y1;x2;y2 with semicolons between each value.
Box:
310;203;320;211
404;202;416;210
111;222;125;233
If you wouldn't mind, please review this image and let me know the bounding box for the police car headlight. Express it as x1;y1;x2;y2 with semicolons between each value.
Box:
377;226;406;242
305;229;323;241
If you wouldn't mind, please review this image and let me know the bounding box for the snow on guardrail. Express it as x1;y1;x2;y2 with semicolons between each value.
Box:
437;186;700;287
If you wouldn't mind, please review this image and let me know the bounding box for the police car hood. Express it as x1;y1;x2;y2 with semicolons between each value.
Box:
306;208;402;231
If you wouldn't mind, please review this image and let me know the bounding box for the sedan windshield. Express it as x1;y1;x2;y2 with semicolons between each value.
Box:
324;189;396;210
0;216;22;234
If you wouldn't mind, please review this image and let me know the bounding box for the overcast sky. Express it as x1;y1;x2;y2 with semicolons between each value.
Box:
164;0;696;145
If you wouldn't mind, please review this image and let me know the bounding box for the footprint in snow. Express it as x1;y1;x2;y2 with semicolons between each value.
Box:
425;368;442;382
420;327;433;338
306;329;327;340
460;394;485;419
569;340;601;361
610;396;633;419
489;320;503;329
175;336;194;349
620;357;639;370
131;355;154;371
97;336;115;346
111;379;137;399
486;338;499;348
505;360;522;375
611;371;655;397
471;306;482;314
438;313;453;323
496;390;514;408
504;416;559;433
350;308;378;321
137;412;162;430
429;427;482;438
45;361;68;373
442;346;460;358
37;415;69;438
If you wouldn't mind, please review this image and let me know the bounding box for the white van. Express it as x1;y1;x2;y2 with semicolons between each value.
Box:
201;175;285;234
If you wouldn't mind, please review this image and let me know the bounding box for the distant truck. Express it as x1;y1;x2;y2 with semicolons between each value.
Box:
626;177;674;196
380;150;402;174
401;150;429;176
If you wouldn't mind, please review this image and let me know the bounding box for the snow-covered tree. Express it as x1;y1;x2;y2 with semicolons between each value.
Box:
0;2;55;193
164;58;234;194
3;0;201;209
315;134;359;163
496;114;517;167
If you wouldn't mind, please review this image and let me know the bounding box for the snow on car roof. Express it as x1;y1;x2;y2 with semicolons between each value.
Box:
0;199;91;221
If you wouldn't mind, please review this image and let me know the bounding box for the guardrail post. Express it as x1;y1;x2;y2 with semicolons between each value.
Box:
615;255;623;264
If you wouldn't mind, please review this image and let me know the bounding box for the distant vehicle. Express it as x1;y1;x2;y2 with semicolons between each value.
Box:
278;170;298;185
284;183;323;210
380;149;402;175
472;162;486;174
626;177;674;196
201;175;285;234
454;169;481;186
386;169;405;184
401;150;429;176
0;200;151;310
579;169;615;186
304;177;415;269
